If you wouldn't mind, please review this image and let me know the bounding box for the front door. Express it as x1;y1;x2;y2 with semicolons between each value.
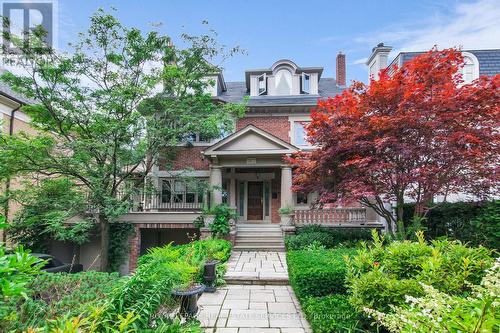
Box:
247;181;263;220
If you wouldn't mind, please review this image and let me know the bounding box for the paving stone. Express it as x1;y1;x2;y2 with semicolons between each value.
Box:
226;309;269;327
276;295;294;303
199;291;227;305
214;328;238;333
198;305;222;327
268;302;297;313
222;299;249;310
251;292;276;302
249;302;268;309
239;328;280;333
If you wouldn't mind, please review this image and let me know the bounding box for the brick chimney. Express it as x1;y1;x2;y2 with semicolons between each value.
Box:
336;51;346;86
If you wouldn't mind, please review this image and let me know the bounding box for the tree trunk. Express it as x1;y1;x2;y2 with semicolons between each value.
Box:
99;215;110;272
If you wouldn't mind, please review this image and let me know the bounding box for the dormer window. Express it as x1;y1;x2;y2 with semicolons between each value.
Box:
258;73;267;95
275;69;292;95
459;52;479;84
301;73;311;94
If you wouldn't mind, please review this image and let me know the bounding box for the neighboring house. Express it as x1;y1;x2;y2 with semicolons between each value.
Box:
366;42;500;83
0;78;36;244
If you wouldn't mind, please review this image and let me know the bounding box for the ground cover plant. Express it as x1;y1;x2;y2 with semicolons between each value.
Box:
2;237;231;332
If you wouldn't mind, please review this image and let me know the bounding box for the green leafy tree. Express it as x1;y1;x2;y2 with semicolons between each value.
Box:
8;177;92;253
0;9;245;270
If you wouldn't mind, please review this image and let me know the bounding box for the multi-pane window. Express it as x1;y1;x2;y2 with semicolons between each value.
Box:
301;73;311;94
161;179;205;205
186;133;209;143
463;56;475;83
258;73;267;95
294;121;310;146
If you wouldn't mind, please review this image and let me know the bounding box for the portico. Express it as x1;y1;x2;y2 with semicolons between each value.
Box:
203;125;298;223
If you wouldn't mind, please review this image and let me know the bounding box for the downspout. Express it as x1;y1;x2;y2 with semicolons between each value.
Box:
2;104;21;243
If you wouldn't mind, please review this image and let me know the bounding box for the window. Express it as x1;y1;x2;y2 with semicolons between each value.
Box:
275;69;292;95
161;179;206;205
161;180;172;203
258;73;267;95
301;73;311;94
463;56;475;83
294;121;310;146
173;180;185;202
296;193;308;205
186;133;209;143
461;52;479;84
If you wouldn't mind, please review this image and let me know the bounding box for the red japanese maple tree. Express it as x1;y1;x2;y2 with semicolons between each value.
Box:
289;48;499;232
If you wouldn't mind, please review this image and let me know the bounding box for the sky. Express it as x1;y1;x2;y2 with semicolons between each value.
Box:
35;0;500;83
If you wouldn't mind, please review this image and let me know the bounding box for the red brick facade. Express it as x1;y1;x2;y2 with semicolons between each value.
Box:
236;116;291;143
159;146;209;171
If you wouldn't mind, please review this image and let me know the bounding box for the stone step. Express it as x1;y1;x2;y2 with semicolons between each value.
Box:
233;243;285;252
236;232;283;236
235;238;284;242
237;224;280;228
224;275;289;285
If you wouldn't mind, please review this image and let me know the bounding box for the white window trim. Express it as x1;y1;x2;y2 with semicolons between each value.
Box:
289;115;315;148
258;73;267;95
461;51;479;83
301;73;311;94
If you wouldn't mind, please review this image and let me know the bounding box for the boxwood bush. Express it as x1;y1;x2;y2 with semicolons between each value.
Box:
285;226;373;250
287;247;357;298
302;294;361;333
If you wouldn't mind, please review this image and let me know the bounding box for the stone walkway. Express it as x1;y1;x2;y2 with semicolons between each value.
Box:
198;285;311;332
224;251;289;284
197;251;311;332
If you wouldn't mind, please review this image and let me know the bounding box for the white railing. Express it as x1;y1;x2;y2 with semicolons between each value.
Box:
293;208;371;227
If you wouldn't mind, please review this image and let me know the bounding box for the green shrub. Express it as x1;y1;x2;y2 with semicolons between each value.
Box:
347;232;495;313
16;271;122;330
402;200;499;249
287;247;357;298
286;226;374;250
286;231;336;250
302;294;361;333
204;204;236;237
365;259;500;333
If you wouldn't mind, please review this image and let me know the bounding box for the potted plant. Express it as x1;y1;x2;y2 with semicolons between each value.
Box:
171;283;206;317
203;259;220;292
278;205;295;226
202;206;216;228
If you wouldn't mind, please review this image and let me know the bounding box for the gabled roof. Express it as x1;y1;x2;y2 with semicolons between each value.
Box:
203;125;299;156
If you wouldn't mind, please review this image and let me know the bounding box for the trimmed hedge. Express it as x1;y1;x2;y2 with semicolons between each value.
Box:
287;248;357;299
402;200;499;249
302;295;360;333
285;226;373;250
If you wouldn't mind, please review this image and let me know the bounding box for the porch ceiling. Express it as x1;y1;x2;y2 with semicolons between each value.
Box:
202;125;299;157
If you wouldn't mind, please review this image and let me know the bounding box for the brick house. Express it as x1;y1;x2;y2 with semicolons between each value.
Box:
122;55;385;273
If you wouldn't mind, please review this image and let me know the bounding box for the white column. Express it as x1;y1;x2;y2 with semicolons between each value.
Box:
280;166;293;209
210;166;223;206
229;177;237;209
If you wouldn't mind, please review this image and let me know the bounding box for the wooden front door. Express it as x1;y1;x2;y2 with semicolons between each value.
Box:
247;181;263;220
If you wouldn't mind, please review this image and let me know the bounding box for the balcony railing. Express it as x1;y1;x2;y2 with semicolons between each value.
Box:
293;208;375;227
117;191;204;212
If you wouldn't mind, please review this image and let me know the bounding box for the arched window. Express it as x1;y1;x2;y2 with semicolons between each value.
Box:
461;52;479;84
275;68;292;95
